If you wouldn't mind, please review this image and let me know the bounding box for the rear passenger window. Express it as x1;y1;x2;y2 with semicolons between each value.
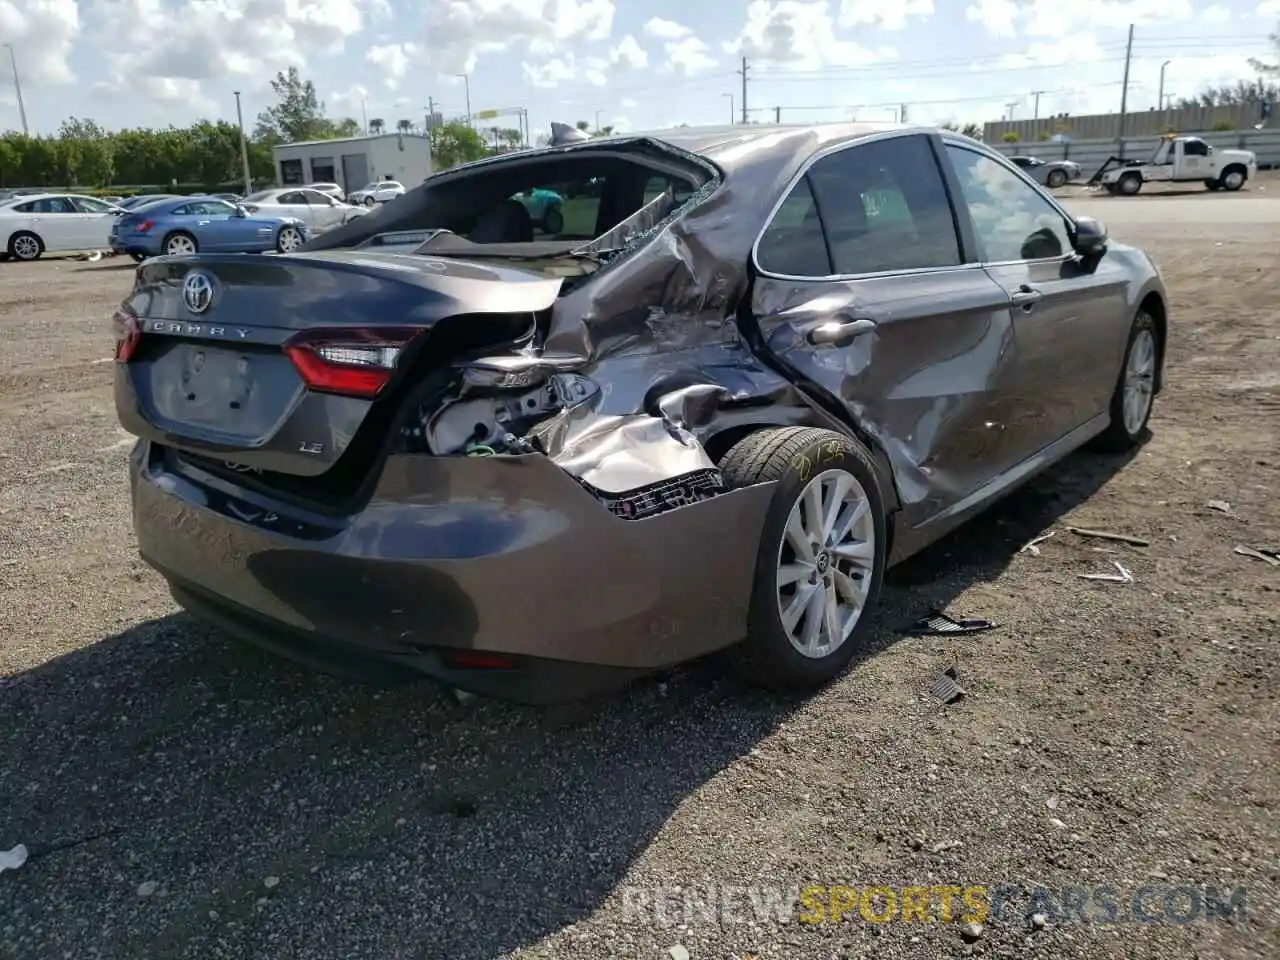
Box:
756;177;832;277
806;135;961;275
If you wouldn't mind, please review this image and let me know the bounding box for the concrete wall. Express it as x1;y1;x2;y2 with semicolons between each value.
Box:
984;103;1273;142
987;129;1280;175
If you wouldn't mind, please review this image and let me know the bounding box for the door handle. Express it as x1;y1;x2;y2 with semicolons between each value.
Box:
1010;284;1043;310
806;317;878;346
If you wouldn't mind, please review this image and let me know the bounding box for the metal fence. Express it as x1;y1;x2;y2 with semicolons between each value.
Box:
983;103;1272;141
990;129;1280;173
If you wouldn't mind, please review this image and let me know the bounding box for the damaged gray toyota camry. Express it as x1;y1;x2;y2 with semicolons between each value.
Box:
113;122;1168;704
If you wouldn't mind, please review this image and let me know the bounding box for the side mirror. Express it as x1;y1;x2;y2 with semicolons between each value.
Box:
1072;215;1107;256
233;205;247;218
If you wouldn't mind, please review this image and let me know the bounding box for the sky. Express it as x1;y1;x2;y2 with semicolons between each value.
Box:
2;0;1279;138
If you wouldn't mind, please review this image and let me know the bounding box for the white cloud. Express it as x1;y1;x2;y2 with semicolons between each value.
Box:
522;57;578;88
992;32;1108;69
1258;0;1280;18
644;17;693;40
726;1;895;71
1200;3;1230;20
88;0;375;113
367;43;419;88
0;0;81;92
620;97;638;108
610;34;649;70
967;0;1195;39
838;0;935;30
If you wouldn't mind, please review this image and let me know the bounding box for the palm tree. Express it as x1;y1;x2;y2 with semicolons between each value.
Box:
369;118;385;135
396;119;413;134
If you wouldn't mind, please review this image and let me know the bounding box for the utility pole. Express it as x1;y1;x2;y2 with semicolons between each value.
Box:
1158;59;1171;111
233;91;252;195
774;106;781;123
426;96;436;131
456;73;472;126
2;43;27;136
594;109;602;131
1117;23;1135;147
900;103;908;123
723;93;734;124
739;57;749;123
1031;90;1044;119
1005;101;1018;121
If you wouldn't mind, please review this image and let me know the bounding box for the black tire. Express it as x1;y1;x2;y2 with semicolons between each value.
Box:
1220;165;1247;192
1117;172;1142;196
1091;310;1159;453
1103;184;1119;196
363;196;376;207
163;232;198;256
542;205;565;235
129;252;147;263
8;231;43;261
1204;179;1223;191
719;427;888;691
1046;169;1067;189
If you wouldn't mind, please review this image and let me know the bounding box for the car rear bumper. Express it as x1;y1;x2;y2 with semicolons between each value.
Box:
130;441;774;703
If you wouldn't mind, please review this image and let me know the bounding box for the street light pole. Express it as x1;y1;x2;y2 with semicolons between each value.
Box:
3;43;28;136
723;93;734;123
456;73;472;126
233;91;253;195
1158;59;1171;110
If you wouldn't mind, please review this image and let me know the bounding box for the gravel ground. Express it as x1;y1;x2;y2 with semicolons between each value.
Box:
1;186;1277;960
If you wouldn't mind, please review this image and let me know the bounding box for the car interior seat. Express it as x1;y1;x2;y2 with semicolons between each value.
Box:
469;199;535;243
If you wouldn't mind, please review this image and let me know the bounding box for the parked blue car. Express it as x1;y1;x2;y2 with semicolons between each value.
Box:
109;195;309;261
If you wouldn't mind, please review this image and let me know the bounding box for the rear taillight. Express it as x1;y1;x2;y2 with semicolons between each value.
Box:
283;327;419;399
135;219;154;233
112;309;141;362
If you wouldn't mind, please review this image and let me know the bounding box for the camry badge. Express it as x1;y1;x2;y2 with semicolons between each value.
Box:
182;270;215;314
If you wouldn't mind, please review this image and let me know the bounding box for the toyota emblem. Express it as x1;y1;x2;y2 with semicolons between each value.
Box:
182;271;215;314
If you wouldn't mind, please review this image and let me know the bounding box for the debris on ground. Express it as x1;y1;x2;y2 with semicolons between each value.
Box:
1079;560;1135;583
1205;499;1238;517
1067;526;1150;547
903;612;997;636
1234;545;1280;567
1031;912;1050;930
668;945;691;960
136;880;158;897
960;921;985;942
1020;531;1055;555
0;843;28;873
928;666;965;705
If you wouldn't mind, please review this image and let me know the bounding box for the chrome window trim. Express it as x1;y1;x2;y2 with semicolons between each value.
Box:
751;128;971;284
940;136;1080;268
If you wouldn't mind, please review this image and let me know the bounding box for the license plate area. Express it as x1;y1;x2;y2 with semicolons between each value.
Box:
141;340;301;442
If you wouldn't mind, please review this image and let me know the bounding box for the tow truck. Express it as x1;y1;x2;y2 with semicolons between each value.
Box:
1088;134;1257;195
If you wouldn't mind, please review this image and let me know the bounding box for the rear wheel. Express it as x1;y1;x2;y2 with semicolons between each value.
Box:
1117;172;1143;195
1092;310;1158;452
720;427;887;691
276;226;304;253
163;232;197;256
9;231;43;261
363;196;376;206
1046;169;1067;189
1204;179;1223;191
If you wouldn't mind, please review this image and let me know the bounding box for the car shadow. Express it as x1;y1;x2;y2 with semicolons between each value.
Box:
0;444;1138;959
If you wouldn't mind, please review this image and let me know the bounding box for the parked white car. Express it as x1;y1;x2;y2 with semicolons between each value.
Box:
346;181;405;206
0;193;120;261
304;182;347;202
239;188;368;233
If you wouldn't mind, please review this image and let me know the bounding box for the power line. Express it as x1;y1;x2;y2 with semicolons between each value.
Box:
743;81;1125;114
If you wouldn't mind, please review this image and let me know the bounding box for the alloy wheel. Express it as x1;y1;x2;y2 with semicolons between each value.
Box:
12;235;40;260
1122;328;1156;434
166;235;196;256
775;468;876;659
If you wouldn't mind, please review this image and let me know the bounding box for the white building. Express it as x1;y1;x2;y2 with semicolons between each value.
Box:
271;133;433;194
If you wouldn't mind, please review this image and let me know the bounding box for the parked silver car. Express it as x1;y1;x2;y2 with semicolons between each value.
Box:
1008;156;1081;189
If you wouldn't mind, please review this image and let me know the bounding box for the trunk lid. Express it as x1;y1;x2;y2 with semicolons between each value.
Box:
114;251;562;484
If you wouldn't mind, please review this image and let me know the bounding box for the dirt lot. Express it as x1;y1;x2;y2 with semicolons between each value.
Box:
0;187;1277;960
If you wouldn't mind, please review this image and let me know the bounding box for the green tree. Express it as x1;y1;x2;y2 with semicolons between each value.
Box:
254;67;332;144
429;122;489;170
1175;79;1280;107
1249;24;1278;75
57;117;115;186
940;122;983;139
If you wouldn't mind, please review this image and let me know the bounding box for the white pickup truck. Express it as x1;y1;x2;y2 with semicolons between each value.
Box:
1095;135;1257;195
